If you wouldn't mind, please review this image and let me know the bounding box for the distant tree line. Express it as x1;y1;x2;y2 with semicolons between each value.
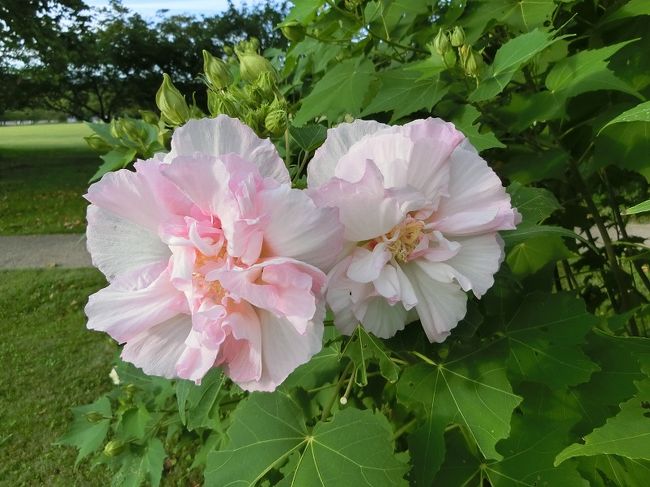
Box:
0;0;287;121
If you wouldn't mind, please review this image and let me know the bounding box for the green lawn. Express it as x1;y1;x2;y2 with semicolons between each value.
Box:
0;268;115;485
0;123;100;235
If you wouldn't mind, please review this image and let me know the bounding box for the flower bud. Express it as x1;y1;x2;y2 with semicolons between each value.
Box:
450;26;466;47
279;20;306;42
265;107;287;137
237;52;277;83
138;110;159;125
207;90;239;117
155;73;190;127
84;134;112;153
458;44;471;65
462;48;479;77
103;440;125;457
433;29;450;56
85;411;107;423
202;50;233;90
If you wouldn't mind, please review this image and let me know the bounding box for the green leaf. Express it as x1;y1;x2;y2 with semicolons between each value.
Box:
342;326;400;385
112;438;166;487
176;368;226;431
555;378;650;465
599;100;650;134
285;0;324;23
463;0;557;35
289;123;327;152
546;40;641;101
601;0;650;25
89;147;138;182
508;182;561;225
205;393;407;486
485;387;589;487
117;405;152;442
504;293;600;388
577;455;650;487
506;235;573;276
594;121;650;182
397;344;522;468
293;58;376;126
626;199;650;215
451;105;505;152
503;147;568;184
286;408;408;486
283;335;341;390
58;396;112;465
470;29;558;102
361;66;448;122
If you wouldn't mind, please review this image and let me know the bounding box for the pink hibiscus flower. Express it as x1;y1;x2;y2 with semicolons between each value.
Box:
85;116;343;391
308;118;520;342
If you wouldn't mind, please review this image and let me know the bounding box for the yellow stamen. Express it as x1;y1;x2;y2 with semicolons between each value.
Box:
386;219;425;263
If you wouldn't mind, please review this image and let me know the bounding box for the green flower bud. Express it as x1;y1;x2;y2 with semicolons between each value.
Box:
207;90;240;117
84;134;112;153
433;29;451;56
443;49;457;68
458;44;471;65
344;0;362;10
155;73;190;127
462;48;479;77
279;20;306;42
450;26;466;47
103;440;125;457
237;51;277;83
138;110;159;125
264;107;288;137
85;411;107;423
116;118;146;145
203;50;233;90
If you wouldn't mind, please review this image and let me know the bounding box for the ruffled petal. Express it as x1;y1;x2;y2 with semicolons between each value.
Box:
85;159;191;232
432;140;520;236
372;262;418;310
258;183;344;273
308;119;388;187
121;314;192;379
86;266;187;343
361;297;408;339
217;302;262;384
347;244;391;283
166;116;289;184
209;258;326;324
86;205;170;282
402;262;467;343
237;305;324;392
444;234;505;298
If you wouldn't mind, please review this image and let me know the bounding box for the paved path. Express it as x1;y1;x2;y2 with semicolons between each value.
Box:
0;224;648;271
0;234;91;269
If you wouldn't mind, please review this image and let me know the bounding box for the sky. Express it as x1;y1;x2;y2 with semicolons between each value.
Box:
84;0;247;17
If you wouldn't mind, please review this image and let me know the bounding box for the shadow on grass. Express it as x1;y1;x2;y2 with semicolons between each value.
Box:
0;268;115;485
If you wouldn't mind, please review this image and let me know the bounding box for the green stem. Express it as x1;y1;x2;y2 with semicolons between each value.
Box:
321;361;353;420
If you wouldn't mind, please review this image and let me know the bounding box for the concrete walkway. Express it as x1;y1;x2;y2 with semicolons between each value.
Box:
0;234;91;269
0;224;648;271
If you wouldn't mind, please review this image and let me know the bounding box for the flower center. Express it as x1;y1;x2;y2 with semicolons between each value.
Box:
192;248;229;303
384;218;425;263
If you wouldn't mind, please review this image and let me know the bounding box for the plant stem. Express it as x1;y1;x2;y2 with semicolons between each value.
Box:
321;361;353;420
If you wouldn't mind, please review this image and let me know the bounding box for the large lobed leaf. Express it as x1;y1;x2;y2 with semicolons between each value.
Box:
205;393;407;486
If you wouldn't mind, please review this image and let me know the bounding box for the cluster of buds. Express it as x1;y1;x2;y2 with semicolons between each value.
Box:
205;39;288;138
431;26;481;78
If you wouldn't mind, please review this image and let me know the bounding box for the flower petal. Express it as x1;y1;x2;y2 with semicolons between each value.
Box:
86;266;187;343
433;140;521;236
166;115;289;184
347;244;391;283
258;184;344;272
361;297;408;339
120;314;192;379
86;205;170;282
402;262;467;343
85;159;191;232
445;234;505;297
236;305;324;392
308;119;388;187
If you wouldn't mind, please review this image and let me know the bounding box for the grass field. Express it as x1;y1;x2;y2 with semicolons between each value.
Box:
0;123;99;235
0;268;114;485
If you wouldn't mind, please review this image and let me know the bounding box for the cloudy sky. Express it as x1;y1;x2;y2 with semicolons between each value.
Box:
84;0;247;17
